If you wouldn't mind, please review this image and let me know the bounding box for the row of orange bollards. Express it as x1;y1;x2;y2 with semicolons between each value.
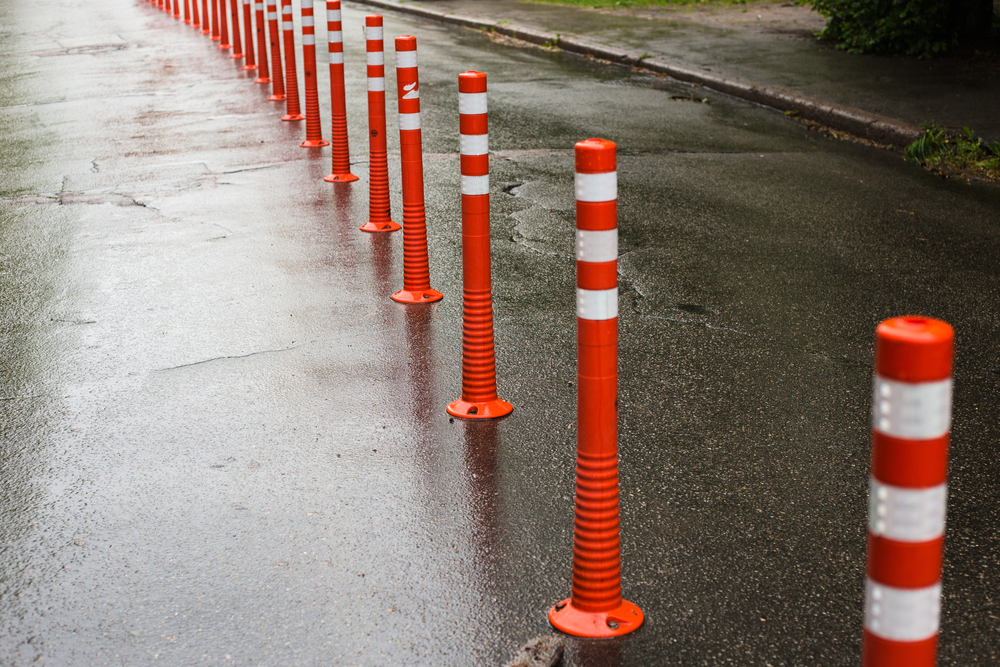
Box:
150;2;954;660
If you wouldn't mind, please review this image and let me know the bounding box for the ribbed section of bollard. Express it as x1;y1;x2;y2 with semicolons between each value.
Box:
200;0;211;33
266;1;285;99
359;16;399;232
298;0;328;146
229;0;244;58
549;138;643;639
323;0;358;182
241;0;257;69
280;0;304;120
218;0;231;48
211;0;222;39
391;35;442;305
862;316;952;667
447;71;511;419
253;1;270;81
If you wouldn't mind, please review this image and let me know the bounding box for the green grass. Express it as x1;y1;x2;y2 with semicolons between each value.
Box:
520;0;780;7
905;124;1000;182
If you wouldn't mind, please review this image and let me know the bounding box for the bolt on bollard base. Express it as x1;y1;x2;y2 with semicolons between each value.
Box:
549;599;644;639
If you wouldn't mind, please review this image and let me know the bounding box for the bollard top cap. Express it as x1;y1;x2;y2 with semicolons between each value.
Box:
458;71;487;93
365;14;382;26
876;316;954;382
327;0;340;8
395;35;416;50
575;138;616;173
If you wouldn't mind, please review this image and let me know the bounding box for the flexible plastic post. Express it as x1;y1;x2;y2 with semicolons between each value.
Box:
240;0;257;69
862;316;952;666
201;0;211;33
173;0;182;18
183;0;192;23
253;1;270;82
549;138;643;639
228;0;244;57
390;36;442;304
447;72;511;419
191;0;201;29
359;16;400;233
298;0;328;146
211;0;222;40
323;1;358;182
266;0;286;100
280;0;305;121
218;0;231;48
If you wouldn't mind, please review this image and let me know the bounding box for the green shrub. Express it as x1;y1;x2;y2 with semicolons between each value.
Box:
802;0;954;57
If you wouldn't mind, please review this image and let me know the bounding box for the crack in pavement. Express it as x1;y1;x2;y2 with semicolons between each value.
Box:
153;342;312;372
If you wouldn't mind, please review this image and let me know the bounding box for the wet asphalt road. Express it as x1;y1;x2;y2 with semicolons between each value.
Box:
1;1;999;666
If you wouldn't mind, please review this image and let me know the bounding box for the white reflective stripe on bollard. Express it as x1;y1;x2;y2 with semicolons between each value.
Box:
327;9;341;21
460;133;488;156
872;376;952;440
283;21;294;30
398;113;421;131
329;52;343;64
576;229;618;263
577;288;618;321
461;175;489;196
302;34;315;45
575;171;617;203
302;15;314;26
458;92;487;115
327;30;342;43
365;26;383;40
366;51;384;66
367;77;384;91
868;479;947;542
268;11;278;19
396;51;417;68
864;579;941;642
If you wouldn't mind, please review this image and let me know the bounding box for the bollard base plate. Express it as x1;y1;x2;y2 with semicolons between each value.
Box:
548;598;643;639
242;64;258;71
447;398;513;420
268;94;286;102
230;52;244;59
391;288;443;304
281;114;305;122
324;172;360;183
254;77;272;84
360;220;401;233
300;139;330;148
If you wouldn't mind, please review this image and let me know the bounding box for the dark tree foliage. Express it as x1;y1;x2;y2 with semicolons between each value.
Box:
803;0;995;57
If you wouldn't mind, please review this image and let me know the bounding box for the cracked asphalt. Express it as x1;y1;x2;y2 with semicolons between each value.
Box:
1;0;999;665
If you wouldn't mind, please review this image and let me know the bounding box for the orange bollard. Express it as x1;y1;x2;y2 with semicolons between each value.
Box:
279;0;304;121
390;35;442;304
240;0;257;69
228;0;244;58
323;0;358;182
549;138;643;639
359;16;400;233
191;0;201;28
218;0;231;48
211;0;222;40
173;0;182;18
447;72;512;419
862;317;952;666
298;0;328;147
184;0;192;23
201;0;211;33
265;0;286;100
253;1;270;82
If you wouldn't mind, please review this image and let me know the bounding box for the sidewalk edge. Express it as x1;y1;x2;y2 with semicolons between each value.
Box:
349;0;922;147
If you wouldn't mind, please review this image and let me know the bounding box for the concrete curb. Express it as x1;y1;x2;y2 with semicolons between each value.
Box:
348;0;923;148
